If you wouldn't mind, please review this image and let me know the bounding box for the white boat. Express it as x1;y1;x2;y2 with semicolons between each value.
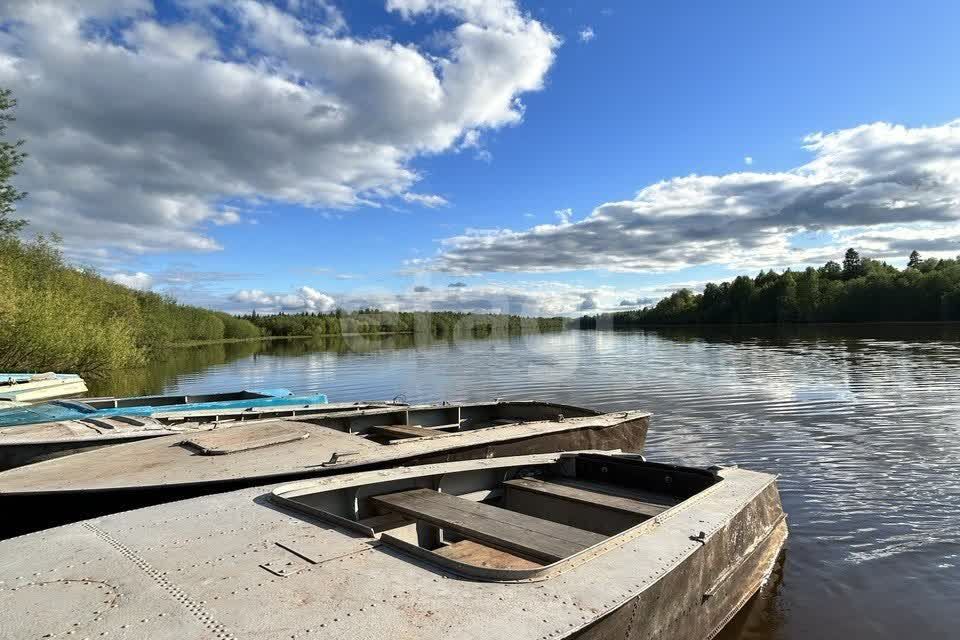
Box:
0;372;87;403
0;451;787;640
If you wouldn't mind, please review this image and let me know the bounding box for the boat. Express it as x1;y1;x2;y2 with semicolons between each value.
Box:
0;400;402;472
0;372;87;403
0;451;787;640
0;387;327;427
0;401;649;536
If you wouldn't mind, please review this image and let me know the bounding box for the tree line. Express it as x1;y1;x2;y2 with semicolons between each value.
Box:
574;249;960;328
242;309;565;339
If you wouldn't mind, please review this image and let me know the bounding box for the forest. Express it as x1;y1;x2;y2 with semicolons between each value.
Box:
574;249;960;328
243;309;566;339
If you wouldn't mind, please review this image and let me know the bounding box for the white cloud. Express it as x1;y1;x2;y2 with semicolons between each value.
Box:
2;1;559;256
744;156;753;165
109;271;154;290
211;210;241;226
578;26;595;43
230;286;336;312
402;193;449;208
222;280;673;316
554;207;573;224
425;119;960;274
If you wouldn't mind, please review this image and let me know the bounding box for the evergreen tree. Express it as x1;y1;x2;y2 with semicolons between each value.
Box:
820;261;842;279
842;248;864;279
907;250;921;269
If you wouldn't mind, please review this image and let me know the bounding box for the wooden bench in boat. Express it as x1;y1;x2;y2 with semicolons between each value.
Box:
370;488;605;563
501;477;680;536
503;477;675;518
368;424;438;439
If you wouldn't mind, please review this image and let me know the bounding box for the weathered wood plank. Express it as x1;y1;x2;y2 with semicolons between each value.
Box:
504;477;673;518
369;424;438;439
434;539;543;570
370;488;604;562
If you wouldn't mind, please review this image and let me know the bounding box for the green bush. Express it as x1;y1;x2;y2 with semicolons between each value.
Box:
0;236;262;374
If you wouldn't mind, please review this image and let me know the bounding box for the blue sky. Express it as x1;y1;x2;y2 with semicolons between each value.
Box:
4;0;960;315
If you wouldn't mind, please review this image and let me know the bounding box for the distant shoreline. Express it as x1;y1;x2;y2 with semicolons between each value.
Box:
170;331;416;347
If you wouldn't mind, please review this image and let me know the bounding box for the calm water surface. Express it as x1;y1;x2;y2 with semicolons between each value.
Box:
90;326;960;640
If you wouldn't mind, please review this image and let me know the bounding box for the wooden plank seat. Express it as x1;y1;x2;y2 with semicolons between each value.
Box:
503;477;676;519
369;424;438;439
370;488;605;563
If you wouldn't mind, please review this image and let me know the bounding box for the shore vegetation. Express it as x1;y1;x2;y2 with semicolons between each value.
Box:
574;249;960;328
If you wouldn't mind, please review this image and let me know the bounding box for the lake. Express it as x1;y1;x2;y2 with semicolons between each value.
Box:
88;325;960;640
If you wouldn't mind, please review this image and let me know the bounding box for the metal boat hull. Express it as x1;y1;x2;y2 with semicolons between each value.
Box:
0;406;649;538
0;452;785;640
571;482;787;640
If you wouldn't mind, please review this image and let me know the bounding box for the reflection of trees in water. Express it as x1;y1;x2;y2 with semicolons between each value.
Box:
626;324;960;364
87;340;263;396
87;331;531;396
715;550;788;640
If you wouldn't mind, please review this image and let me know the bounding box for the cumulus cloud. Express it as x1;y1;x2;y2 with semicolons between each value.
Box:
230;286;336;312
425;119;960;274
448;281;468;288
1;1;559;255
554;208;573;224
576;293;597;311
210;210;241;226
744;156;754;166
578;26;595;43
221;280;669;316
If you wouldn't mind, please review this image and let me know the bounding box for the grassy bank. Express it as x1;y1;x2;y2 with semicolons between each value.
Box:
0;236;261;374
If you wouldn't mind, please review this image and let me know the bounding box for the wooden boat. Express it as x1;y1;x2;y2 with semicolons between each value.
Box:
0;387;327;427
0;372;87;403
0;451;787;640
0;400;400;472
0;401;648;536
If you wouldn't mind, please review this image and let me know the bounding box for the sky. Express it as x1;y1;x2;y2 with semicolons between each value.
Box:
3;0;960;316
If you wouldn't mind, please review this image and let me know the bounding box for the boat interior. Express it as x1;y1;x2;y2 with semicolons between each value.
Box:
273;453;721;580
302;401;601;444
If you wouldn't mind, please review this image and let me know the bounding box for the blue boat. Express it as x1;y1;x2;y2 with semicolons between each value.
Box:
0;388;327;428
